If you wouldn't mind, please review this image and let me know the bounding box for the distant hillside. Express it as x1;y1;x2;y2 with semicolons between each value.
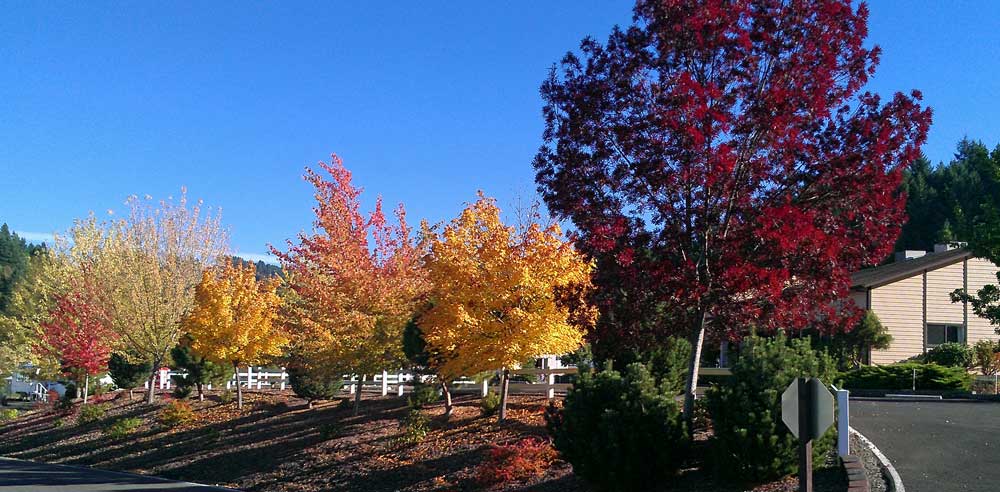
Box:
230;256;283;280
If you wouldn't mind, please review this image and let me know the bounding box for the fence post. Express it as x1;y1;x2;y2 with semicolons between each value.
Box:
382;370;389;396
349;375;356;395
257;368;263;390
247;366;254;390
482;378;489;397
280;368;287;390
833;385;850;457
547;371;555;401
397;372;405;396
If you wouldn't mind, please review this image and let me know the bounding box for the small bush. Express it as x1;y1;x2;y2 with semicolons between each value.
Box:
287;366;342;408
64;382;78;400
480;391;501;416
218;389;235;404
0;408;18;422
103;417;142;438
171;375;194;399
408;382;440;409
319;422;342;440
925;342;973;368
841;362;972;391
398;409;430;444
158;400;196;428
77;404;106;425
547;362;687;491
476;437;559;485
973;340;1000;375
52;418;65;428
706;334;837;483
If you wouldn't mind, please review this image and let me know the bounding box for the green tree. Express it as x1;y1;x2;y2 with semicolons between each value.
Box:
108;352;151;400
0;224;31;312
170;338;232;401
813;310;892;370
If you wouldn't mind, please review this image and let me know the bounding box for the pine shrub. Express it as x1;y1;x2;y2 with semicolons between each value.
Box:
408;382;440;409
0;408;18;422
546;362;687;491
480;391;501;416
705;334;838;483
103;417;142;438
77;404;106;425
924;342;973;368
841;362;971;391
287;366;342;408
398;409;430;444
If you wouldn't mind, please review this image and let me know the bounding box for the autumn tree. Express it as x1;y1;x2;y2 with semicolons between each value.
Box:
36;286;115;403
72;192;228;404
273;155;428;414
183;262;285;409
534;0;931;423
418;194;596;421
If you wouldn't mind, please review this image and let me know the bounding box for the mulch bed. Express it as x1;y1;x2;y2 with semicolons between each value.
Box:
0;390;844;491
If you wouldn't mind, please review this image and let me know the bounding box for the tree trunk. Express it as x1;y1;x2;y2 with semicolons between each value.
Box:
353;374;362;415
83;375;90;404
234;362;243;409
197;383;205;402
498;368;510;423
682;313;708;430
128;388;133;401
145;362;159;405
441;380;453;418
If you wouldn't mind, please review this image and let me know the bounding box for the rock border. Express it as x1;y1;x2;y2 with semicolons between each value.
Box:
849;426;904;492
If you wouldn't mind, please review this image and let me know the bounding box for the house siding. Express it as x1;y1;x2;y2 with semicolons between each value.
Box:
925;261;964;327
870;274;925;364
966;257;1000;346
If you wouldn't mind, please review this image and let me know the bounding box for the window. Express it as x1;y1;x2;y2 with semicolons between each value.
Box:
926;323;964;347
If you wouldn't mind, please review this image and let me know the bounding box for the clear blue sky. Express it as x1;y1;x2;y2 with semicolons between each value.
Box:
3;1;999;263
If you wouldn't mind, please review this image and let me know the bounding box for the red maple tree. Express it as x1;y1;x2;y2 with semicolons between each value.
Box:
38;287;115;403
534;0;932;421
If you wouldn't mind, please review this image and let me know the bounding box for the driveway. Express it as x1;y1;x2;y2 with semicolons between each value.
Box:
0;458;237;492
850;399;1000;492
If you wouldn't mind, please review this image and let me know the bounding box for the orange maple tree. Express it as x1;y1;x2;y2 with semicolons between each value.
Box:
272;155;428;412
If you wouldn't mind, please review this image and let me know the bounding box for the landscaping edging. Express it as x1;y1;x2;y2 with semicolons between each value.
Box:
849;427;903;492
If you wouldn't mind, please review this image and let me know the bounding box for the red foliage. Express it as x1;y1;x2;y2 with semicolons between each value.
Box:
534;0;932;360
475;438;559;485
37;288;115;377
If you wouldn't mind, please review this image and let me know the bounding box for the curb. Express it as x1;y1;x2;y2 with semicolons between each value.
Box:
849;427;904;492
0;456;241;491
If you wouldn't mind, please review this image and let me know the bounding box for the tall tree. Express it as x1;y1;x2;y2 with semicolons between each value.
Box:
0;224;31;312
182;262;285;409
534;0;931;423
418;194;596;421
36;286;115;403
272;155;429;414
72;191;228;404
0;249;72;380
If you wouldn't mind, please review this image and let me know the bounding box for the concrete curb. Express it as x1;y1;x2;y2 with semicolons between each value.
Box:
849;427;904;492
0;456;242;491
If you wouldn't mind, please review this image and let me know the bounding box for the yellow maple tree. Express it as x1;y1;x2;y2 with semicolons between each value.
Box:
183;261;286;408
418;193;596;420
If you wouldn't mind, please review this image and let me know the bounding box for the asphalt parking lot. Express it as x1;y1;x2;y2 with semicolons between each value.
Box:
0;458;236;492
850;399;1000;492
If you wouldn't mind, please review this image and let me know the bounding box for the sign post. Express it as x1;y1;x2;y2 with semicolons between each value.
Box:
781;378;834;492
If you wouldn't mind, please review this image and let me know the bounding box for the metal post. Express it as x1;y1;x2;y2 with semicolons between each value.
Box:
912;367;917;392
797;378;813;492
835;386;850;457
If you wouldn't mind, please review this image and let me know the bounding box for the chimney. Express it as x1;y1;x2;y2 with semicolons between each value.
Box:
895;250;926;262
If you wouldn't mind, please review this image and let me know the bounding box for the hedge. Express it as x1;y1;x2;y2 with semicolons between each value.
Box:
840;362;971;391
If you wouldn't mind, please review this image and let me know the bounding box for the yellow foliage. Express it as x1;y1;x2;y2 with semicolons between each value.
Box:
419;194;596;380
183;262;287;367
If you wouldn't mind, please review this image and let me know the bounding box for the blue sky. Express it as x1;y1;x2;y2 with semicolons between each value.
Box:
2;1;999;263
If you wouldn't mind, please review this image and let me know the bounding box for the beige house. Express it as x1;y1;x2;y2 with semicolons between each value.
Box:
850;244;1000;364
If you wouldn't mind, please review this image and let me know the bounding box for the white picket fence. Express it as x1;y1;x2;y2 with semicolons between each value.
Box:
147;365;580;401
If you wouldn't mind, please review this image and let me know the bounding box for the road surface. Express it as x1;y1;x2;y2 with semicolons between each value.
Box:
0;458;237;492
850;399;1000;492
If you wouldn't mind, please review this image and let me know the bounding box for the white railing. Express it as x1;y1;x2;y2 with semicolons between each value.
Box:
148;365;582;401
